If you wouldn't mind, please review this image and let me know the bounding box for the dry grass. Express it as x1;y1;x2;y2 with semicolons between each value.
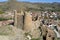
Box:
0;25;14;35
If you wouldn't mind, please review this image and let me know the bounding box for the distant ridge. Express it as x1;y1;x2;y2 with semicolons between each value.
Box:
0;1;60;11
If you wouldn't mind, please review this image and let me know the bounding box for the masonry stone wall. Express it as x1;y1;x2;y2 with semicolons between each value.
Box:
14;10;24;29
17;15;24;29
24;11;41;38
24;11;33;32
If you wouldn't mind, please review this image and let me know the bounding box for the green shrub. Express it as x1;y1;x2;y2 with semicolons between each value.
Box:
24;32;32;37
0;11;4;14
57;38;60;40
0;18;8;21
31;38;40;40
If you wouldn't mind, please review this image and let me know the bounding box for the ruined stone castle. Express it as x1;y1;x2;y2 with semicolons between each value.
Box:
13;10;60;40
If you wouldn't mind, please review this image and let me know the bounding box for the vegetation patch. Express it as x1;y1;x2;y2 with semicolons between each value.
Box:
0;17;9;21
25;32;32;37
31;38;40;40
0;11;4;14
0;25;13;35
57;38;60;40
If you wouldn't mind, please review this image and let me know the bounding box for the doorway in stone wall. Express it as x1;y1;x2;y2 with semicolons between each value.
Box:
43;36;46;40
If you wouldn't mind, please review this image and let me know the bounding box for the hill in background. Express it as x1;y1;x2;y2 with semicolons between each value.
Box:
0;0;60;12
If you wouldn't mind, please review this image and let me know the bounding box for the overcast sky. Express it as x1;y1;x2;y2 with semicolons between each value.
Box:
0;0;60;3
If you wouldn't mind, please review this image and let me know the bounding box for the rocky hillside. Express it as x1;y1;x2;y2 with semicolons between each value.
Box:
0;1;60;12
0;25;26;40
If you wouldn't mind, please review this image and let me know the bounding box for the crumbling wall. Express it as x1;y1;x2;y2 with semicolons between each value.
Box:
14;10;24;29
24;11;41;38
17;15;24;29
24;11;33;32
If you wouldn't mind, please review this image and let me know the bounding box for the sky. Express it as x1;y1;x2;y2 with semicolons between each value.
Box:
0;0;60;3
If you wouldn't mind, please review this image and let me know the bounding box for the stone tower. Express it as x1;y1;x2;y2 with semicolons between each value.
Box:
24;11;40;38
24;11;33;32
14;10;24;29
